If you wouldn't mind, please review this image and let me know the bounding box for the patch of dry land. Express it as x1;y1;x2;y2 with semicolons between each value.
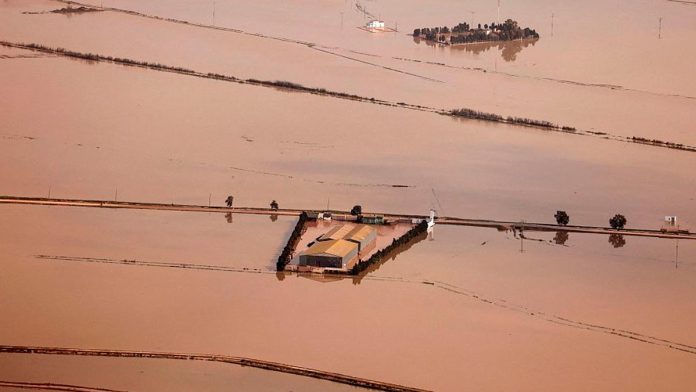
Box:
1;0;696;390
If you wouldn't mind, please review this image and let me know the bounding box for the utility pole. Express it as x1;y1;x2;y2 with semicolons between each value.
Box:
551;13;554;37
209;193;212;207
115;187;118;201
497;0;501;25
658;16;662;39
340;11;343;29
212;1;216;26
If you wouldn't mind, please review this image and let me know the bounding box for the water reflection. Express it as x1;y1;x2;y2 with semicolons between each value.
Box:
352;229;428;285
452;39;538;62
269;214;278;222
224;212;233;223
554;231;569;245
413;36;537;62
608;233;626;248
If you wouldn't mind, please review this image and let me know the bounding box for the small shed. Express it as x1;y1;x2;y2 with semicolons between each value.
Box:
366;20;385;29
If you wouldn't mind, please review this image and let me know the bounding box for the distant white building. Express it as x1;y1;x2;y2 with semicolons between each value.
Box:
366;20;385;29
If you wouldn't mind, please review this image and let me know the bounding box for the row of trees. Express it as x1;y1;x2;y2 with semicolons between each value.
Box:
554;210;628;229
276;212;308;271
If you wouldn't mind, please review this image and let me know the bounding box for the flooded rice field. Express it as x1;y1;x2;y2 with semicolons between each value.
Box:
1;205;695;390
1;0;696;390
1;0;696;145
1;50;695;228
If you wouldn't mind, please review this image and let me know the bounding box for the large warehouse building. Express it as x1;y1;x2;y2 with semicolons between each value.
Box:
299;239;359;269
300;224;377;270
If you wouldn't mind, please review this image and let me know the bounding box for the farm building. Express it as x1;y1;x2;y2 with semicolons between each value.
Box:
318;224;377;252
344;225;377;252
318;224;355;241
366;20;385;29
299;239;359;269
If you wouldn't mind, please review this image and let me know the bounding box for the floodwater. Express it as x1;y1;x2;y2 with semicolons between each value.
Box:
1;204;696;391
2;0;696;390
1;0;693;145
1;50;695;229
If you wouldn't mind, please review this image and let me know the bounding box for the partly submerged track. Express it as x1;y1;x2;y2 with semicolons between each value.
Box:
1;195;694;240
0;345;429;392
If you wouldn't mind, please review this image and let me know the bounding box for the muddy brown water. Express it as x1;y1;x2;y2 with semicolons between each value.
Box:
1;204;695;391
1;50;694;229
1;0;695;145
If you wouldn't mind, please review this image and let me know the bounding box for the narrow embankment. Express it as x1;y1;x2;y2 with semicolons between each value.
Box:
1;196;694;240
1;40;694;153
0;380;125;392
0;345;430;392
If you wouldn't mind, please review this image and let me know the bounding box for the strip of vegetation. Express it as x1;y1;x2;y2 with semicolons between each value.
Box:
52;5;100;14
350;220;428;275
631;136;696;152
450;108;504;122
23;5;101;15
276;212;308;271
450;108;578;131
414;19;538;45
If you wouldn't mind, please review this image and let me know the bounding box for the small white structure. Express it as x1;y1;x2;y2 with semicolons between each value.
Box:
366;20;385;29
427;209;436;229
665;216;678;226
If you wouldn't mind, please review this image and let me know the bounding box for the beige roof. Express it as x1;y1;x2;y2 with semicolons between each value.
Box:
319;224;355;241
345;224;375;242
302;239;357;257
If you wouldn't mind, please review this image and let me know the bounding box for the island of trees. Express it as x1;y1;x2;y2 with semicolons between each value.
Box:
413;19;539;45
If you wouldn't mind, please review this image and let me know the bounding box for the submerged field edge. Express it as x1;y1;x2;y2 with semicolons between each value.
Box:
0;40;694;154
0;345;430;392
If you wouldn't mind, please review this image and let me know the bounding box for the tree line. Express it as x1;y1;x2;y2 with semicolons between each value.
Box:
276;212;308;271
413;19;539;45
